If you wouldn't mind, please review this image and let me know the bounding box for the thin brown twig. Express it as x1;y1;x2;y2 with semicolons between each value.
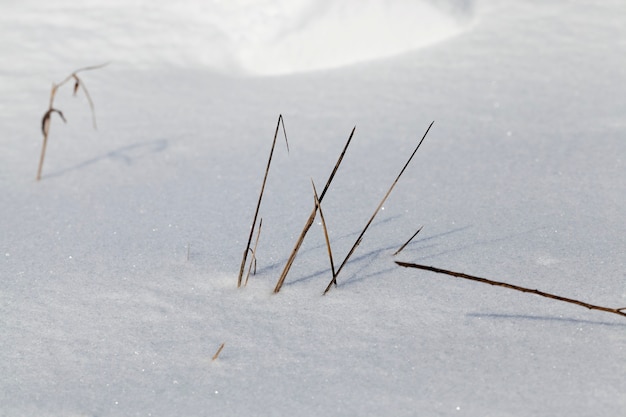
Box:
238;115;289;288
311;179;336;277
393;225;423;256
273;126;356;293
395;261;626;318
323;121;434;294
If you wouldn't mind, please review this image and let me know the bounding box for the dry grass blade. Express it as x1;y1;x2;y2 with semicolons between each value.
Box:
393;225;423;256
238;115;289;288
311;179;336;277
244;218;263;286
395;261;626;318
273;126;356;293
323;121;434;294
212;343;226;361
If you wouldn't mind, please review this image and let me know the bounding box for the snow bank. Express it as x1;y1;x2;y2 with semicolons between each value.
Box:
0;0;473;76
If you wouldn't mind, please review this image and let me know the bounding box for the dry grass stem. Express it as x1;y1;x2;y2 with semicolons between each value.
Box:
238;115;289;288
212;343;226;361
311;179;336;277
393;226;423;256
323;121;434;294
273;126;356;293
395;261;626;318
37;63;108;181
244;218;262;286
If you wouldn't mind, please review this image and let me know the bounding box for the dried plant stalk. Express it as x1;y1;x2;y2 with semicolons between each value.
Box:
323;121;434;294
273;126;356;293
238;115;289;288
37;63;108;181
393;225;423;256
395;261;626;318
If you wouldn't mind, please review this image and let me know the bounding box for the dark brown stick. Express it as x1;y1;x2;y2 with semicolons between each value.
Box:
273;126;356;293
238;115;288;288
323;121;434;294
395;261;626;318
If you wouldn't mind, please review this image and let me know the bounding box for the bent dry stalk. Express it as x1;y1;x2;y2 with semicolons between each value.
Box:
395;261;626;318
37;63;108;181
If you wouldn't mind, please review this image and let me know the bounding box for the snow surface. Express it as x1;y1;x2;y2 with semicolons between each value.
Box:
1;0;625;416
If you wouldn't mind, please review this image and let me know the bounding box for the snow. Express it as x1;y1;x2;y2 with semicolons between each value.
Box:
1;0;625;416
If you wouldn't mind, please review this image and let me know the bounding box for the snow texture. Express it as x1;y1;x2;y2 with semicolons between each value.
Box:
1;0;625;416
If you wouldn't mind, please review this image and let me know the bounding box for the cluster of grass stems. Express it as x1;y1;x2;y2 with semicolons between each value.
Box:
238;115;625;320
37;63;107;181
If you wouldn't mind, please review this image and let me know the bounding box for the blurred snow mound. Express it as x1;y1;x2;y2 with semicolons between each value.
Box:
1;0;473;76
218;0;474;75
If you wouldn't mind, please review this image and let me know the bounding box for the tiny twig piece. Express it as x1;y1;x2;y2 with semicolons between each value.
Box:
311;179;336;277
212;343;226;361
36;63;108;181
238;115;288;288
324;121;434;294
244;218;263;286
393;226;423;256
273;126;356;293
395;261;626;318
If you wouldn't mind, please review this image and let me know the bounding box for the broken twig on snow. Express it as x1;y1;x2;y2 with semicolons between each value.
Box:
395;261;626;318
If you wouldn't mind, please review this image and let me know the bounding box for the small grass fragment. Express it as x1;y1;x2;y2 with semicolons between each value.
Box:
212;343;226;361
244;218;262;287
393;225;423;256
